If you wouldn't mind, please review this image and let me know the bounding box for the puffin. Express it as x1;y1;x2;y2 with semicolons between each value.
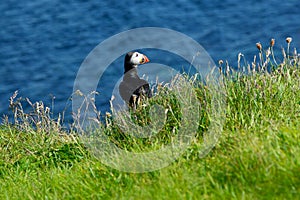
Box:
119;51;152;108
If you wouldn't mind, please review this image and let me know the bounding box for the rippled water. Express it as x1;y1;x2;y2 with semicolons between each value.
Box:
1;0;300;123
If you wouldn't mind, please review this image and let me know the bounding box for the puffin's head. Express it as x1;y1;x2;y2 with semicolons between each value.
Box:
125;51;150;67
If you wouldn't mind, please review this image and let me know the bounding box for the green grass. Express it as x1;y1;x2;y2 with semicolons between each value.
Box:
1;39;300;199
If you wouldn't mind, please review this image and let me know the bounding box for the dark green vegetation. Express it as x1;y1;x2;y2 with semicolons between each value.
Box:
1;39;299;199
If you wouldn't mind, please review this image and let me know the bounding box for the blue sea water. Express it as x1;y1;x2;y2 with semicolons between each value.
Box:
1;0;300;123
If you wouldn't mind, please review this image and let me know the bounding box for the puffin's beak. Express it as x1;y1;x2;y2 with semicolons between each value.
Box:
140;55;150;64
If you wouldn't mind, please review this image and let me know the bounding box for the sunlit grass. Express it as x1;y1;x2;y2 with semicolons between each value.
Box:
0;38;299;199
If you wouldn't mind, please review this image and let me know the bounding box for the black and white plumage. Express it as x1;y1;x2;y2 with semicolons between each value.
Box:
119;52;152;108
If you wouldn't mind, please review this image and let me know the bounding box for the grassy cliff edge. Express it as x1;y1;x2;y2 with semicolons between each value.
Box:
1;39;299;199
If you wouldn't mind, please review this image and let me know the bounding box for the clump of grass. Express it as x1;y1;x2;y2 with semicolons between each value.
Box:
7;90;63;134
2;91;88;172
102;74;202;151
221;37;300;131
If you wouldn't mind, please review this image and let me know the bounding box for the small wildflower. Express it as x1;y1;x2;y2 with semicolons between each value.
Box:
270;38;275;47
218;60;223;65
286;37;292;44
256;42;262;51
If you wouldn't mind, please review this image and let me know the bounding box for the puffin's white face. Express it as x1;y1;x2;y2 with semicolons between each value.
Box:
130;52;150;66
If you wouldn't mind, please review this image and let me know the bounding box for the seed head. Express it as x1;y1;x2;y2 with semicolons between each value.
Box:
286;37;292;44
270;38;275;47
256;42;262;51
105;112;111;118
45;107;50;114
75;90;83;96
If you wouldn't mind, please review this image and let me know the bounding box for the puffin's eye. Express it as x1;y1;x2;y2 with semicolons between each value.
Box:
135;53;138;57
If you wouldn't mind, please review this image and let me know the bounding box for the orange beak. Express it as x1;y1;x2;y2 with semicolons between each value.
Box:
141;55;150;64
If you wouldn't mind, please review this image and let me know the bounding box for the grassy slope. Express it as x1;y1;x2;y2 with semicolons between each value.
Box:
1;52;300;199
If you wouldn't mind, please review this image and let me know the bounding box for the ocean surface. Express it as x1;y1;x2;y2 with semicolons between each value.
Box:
1;0;300;124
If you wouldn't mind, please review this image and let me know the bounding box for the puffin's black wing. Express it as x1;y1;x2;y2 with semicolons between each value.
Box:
133;79;152;98
119;80;133;104
119;78;152;106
